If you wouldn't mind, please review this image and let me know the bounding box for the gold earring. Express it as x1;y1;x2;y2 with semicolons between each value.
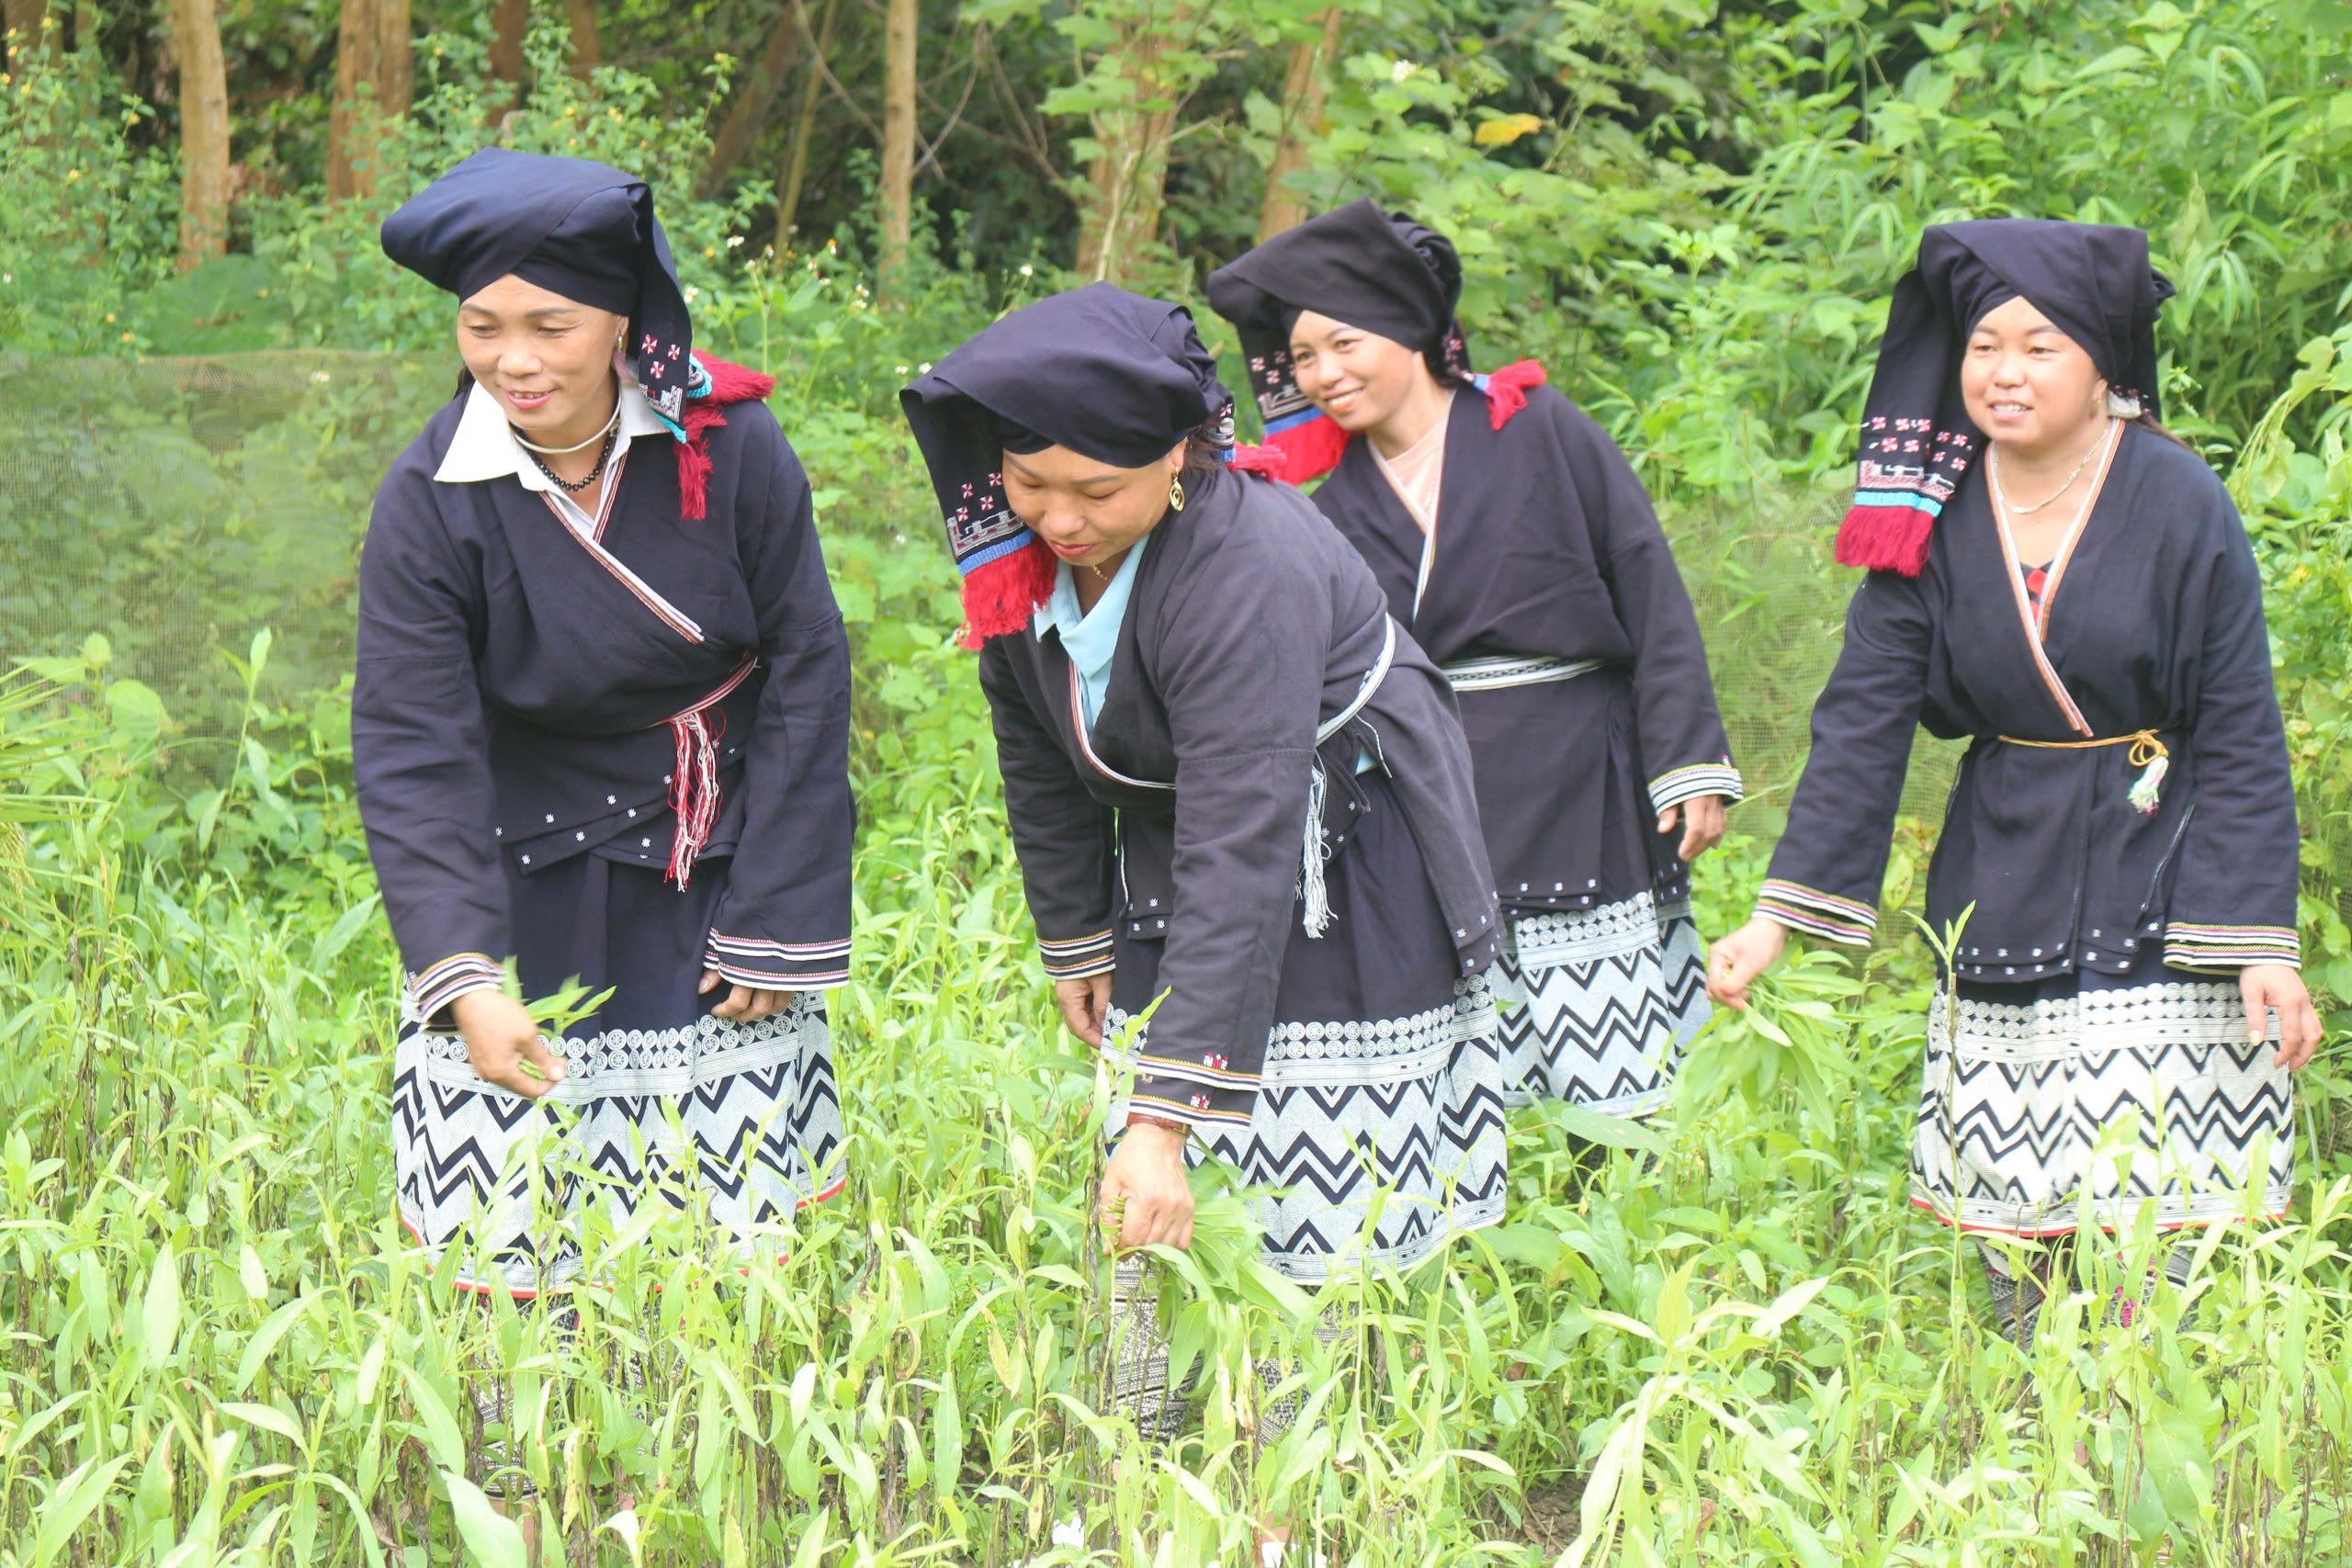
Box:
1168;475;1186;513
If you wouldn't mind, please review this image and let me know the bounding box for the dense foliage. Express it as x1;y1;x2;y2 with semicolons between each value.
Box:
3;0;2351;1562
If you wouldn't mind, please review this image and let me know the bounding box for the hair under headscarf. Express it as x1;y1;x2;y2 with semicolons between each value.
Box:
1837;218;2175;577
1204;198;1544;483
900;283;1238;648
381;146;778;522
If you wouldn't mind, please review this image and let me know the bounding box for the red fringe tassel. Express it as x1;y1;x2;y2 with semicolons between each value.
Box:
1480;359;1548;429
1833;503;1935;578
1228;443;1291;480
665;710;723;887
957;538;1058;650
1266;413;1353;486
674;355;779;522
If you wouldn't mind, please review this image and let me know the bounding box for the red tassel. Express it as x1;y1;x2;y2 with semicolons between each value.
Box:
665;710;723;887
1266;413;1353;484
1480;359;1548;430
673;355;779;522
957;538;1058;650
1228;443;1291;480
1833;503;1935;577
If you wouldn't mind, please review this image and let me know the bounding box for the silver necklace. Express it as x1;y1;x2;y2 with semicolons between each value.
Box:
510;392;622;456
1989;422;2109;515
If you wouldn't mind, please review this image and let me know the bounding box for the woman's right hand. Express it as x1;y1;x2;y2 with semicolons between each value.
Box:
1102;1122;1193;1251
452;990;569;1098
1706;917;1789;1011
1055;972;1114;1048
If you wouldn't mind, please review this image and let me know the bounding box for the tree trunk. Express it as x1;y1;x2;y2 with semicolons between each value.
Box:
1072;11;1190;285
327;0;379;198
171;0;230;266
774;0;834;243
566;0;599;78
488;0;529;104
377;0;412;118
1257;6;1340;243
876;0;916;286
697;1;802;200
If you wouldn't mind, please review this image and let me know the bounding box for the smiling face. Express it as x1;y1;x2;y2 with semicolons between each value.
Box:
457;275;628;447
1001;438;1190;574
1287;310;1436;434
1959;294;2109;462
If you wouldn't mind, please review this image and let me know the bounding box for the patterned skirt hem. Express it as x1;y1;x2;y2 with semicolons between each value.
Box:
1255;1192;1505;1285
1499;1084;1671;1119
1906;1184;2292;1239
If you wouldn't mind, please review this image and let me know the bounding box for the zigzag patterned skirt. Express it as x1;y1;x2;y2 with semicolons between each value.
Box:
392;852;846;1296
1911;953;2295;1236
1489;889;1710;1117
1103;772;1510;1284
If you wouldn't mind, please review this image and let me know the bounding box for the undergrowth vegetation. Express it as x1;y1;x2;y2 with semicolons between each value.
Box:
5;0;2352;1562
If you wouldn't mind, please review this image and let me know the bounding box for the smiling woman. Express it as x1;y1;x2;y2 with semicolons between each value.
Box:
360;147;857;1504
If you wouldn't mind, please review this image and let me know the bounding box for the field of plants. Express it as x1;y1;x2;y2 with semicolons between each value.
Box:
6;0;2352;1562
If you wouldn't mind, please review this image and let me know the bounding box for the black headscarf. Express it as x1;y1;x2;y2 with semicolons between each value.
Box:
1837;218;2175;576
381;147;702;431
900;282;1237;648
1204;199;1473;482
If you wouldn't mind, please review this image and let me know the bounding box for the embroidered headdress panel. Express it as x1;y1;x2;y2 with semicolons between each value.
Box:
1838;218;2174;577
900;282;1235;649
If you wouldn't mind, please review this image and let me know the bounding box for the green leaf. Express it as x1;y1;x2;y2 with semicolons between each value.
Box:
442;1473;530;1568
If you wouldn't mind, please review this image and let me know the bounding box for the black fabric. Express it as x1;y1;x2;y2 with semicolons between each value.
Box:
381;147;698;425
1312;383;1736;913
1206;197;1466;368
975;468;1501;1119
900;283;1235;579
354;390;855;995
1771;423;2299;981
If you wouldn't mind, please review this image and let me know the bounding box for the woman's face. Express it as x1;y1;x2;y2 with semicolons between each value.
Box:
458;275;627;443
1001;439;1189;573
1288;310;1431;434
1959;294;2109;458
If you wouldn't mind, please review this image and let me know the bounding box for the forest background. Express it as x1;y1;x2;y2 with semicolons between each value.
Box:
4;0;2352;1563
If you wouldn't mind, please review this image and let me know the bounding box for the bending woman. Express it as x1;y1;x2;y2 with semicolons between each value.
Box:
357;152;854;1317
900;283;1509;1428
1208;201;1739;1125
1709;219;2321;1346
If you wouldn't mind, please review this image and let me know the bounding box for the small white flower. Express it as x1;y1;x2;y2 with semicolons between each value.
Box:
1;273;11;284
311;370;333;384
1018;264;1035;277
918;361;933;373
1390;58;1417;84
684;285;700;301
727;234;746;248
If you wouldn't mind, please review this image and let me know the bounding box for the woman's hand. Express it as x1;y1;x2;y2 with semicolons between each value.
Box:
452;990;569;1098
1055;972;1114;1048
700;969;797;1023
1706;917;1789;1011
1658;795;1729;863
1102;1122;1193;1251
2240;964;2324;1070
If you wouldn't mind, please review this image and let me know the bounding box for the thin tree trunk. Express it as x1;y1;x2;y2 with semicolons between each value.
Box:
488;0;529;105
774;0;834;243
566;0;599;78
1072;10;1188;284
171;0;230;266
327;0;382;198
877;0;916;286
377;0;412;118
1257;6;1340;243
697;1;802;200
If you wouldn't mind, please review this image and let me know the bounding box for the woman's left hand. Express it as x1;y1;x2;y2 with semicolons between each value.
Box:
700;969;798;1023
1658;794;1729;862
2240;963;2324;1071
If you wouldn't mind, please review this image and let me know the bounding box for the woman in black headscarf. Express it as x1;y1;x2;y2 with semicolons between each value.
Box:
1709;219;2321;1348
357;147;854;1479
1207;201;1739;1139
902;282;1508;1441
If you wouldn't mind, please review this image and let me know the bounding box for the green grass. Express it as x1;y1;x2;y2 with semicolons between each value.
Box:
2;631;2349;1568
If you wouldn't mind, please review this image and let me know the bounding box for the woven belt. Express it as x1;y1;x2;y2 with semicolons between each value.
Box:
1995;728;2171;816
1441;654;1608;693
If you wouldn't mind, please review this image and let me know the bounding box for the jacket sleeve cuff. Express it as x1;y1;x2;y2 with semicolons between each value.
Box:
1755;879;1877;946
404;953;505;1029
1038;929;1115;980
2162;923;2300;972
703;931;854;990
1649;761;1744;818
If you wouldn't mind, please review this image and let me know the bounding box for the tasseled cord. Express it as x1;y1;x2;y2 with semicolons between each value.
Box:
1833;504;1935;577
674;355;778;523
958;539;1059;650
1297;760;1334;938
665;709;724;887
